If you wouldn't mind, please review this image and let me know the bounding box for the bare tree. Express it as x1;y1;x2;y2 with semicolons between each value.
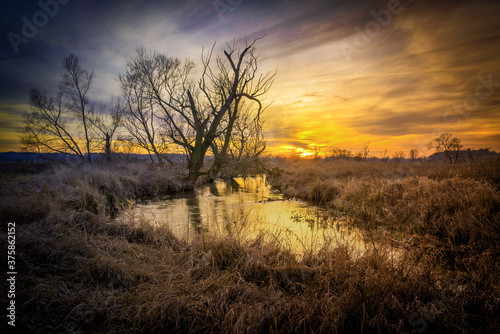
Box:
362;142;370;161
393;151;406;161
123;39;274;185
20;89;85;160
119;61;172;164
279;147;301;161
61;54;94;163
312;146;320;160
20;54;95;161
209;97;267;178
354;152;364;161
380;149;389;162
428;133;463;163
409;148;419;162
331;148;352;159
88;98;123;162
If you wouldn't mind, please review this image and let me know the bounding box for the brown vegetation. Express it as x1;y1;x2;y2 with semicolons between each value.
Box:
268;159;500;242
1;159;499;333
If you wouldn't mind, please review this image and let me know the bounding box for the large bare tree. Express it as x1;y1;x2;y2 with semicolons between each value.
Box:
208;94;267;179
122;39;274;184
20;54;95;161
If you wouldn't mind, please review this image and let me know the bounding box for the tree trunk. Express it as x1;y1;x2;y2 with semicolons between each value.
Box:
105;132;112;162
187;141;205;185
207;154;224;182
445;151;453;163
187;158;203;186
83;117;91;163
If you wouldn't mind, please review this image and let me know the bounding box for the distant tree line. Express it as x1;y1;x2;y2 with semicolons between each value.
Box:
276;133;484;163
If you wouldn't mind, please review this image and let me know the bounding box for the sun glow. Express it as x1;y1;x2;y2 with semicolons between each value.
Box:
300;151;314;158
272;145;316;158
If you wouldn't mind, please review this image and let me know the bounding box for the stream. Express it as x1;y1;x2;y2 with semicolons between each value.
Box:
122;175;365;254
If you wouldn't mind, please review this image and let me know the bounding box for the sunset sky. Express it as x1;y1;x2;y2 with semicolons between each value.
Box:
1;0;499;157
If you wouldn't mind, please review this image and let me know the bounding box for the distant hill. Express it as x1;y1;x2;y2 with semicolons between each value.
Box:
0;152;212;163
426;148;499;162
322;148;499;162
0;152;75;162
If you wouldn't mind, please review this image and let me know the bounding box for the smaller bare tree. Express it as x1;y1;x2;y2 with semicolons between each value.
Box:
362;142;370;161
88;98;123;162
279;147;301;161
331;148;352;159
380;149;389;162
393;151;406;161
428;133;463;163
312;146;320;160
409;148;419;162
20;89;85;160
20;54;95;162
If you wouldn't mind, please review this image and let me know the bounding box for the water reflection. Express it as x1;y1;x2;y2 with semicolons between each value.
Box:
125;175;363;254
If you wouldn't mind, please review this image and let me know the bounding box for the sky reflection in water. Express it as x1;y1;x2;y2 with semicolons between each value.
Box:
127;175;364;255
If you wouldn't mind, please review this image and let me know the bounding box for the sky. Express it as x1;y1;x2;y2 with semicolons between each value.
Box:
1;0;499;157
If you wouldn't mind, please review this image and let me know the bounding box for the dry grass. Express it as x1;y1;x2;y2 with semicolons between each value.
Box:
0;161;186;223
0;159;499;333
269;159;500;244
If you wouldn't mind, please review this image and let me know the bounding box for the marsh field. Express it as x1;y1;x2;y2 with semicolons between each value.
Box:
1;157;499;333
